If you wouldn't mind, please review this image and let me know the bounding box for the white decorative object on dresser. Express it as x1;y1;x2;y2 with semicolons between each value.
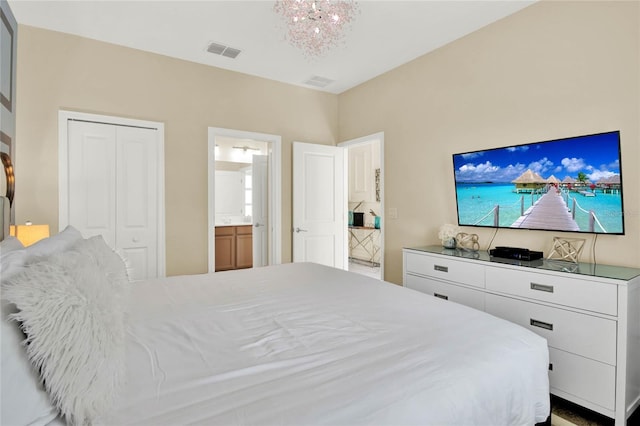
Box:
403;246;640;426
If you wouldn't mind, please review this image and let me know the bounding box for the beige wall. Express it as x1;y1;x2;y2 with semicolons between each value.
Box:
15;25;338;276
339;1;640;284
15;1;640;283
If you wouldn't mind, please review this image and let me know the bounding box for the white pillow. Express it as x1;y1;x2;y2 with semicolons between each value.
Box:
1;226;85;282
0;249;26;284
82;234;132;291
1;236;27;282
1;300;59;426
24;225;83;260
0;235;24;255
2;235;128;424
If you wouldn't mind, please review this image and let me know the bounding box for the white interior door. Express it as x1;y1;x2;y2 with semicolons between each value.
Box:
252;154;268;267
67;120;159;281
292;142;347;269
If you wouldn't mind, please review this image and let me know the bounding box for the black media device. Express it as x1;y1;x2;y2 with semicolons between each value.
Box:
490;246;544;261
353;212;364;227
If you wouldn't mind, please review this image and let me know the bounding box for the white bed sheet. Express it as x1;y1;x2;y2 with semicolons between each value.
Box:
101;262;549;425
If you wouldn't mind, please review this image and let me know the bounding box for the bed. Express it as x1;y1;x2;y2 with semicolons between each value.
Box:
1;224;550;426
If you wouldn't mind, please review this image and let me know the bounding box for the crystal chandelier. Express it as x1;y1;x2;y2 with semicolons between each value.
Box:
274;0;359;57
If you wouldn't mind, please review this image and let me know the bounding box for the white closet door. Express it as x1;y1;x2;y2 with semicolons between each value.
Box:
68;121;117;246
115;126;158;281
67;120;158;281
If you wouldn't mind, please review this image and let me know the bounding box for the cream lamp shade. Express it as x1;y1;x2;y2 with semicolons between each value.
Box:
13;222;50;247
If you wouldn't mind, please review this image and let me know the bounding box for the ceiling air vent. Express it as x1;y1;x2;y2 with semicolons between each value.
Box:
303;75;334;88
207;42;241;59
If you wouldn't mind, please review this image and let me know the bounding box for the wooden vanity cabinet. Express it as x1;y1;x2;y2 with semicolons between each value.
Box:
235;226;253;269
215;225;252;271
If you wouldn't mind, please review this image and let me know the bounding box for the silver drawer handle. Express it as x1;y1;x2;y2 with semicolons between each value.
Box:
530;318;553;331
530;282;554;293
434;265;448;273
434;293;449;300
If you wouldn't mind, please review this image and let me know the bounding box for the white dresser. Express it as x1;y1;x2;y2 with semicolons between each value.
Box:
403;246;640;426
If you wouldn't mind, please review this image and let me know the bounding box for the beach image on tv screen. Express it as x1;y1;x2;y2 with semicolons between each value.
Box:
452;131;624;234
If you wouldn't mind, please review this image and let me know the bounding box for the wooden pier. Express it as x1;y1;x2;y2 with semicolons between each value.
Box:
511;191;580;231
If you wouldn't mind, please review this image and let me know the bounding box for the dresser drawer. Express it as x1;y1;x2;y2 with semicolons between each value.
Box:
485;294;616;365
405;274;485;311
549;347;616;411
485;266;617;315
405;252;484;289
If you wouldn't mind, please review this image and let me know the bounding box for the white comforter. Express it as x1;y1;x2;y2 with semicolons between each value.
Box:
102;262;549;425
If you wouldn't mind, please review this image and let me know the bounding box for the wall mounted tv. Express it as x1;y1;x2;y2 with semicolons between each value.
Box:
452;131;624;235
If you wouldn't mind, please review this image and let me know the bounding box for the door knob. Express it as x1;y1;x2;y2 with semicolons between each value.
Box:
254;223;263;228
294;227;308;233
132;237;139;243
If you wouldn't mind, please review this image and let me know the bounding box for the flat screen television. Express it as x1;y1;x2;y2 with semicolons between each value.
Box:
452;131;624;235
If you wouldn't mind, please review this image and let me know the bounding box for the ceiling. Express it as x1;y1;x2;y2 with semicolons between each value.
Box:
7;0;535;94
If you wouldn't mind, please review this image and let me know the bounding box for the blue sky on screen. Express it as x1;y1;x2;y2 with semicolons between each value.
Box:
453;132;621;183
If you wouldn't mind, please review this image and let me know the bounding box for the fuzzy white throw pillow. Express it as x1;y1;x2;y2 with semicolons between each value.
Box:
2;236;129;425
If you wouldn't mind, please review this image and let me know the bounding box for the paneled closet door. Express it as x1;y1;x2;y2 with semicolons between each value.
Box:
68;121;117;247
115;126;158;281
67;120;158;281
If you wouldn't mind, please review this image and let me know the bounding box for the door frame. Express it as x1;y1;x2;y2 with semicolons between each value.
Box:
58;110;166;277
338;132;385;280
207;127;282;273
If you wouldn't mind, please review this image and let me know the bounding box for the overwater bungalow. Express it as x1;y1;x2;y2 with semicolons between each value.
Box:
597;174;621;194
545;175;561;193
560;176;576;189
546;175;560;185
512;169;546;193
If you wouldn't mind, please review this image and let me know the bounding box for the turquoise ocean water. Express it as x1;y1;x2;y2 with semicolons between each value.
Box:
455;183;624;234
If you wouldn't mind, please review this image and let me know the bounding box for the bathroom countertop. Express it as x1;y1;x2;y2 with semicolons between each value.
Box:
215;222;253;227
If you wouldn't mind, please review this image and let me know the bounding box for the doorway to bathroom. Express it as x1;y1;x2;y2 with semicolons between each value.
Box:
207;128;281;273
